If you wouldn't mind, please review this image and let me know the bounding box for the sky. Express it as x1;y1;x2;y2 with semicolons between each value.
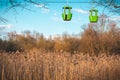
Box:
0;0;119;38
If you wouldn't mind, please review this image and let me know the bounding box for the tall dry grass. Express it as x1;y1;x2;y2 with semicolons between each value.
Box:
0;49;120;80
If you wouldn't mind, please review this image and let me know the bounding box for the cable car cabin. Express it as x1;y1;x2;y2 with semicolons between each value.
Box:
89;9;98;23
62;6;72;21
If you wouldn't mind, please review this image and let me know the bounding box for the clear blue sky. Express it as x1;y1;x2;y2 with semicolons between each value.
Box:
0;0;119;37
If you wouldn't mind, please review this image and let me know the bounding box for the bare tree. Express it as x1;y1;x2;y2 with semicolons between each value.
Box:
95;0;120;14
0;0;48;23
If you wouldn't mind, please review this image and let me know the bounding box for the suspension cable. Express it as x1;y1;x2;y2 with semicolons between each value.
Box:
92;0;95;8
66;0;68;5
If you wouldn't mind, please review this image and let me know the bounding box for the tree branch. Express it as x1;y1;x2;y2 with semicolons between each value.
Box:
0;16;8;23
113;4;120;8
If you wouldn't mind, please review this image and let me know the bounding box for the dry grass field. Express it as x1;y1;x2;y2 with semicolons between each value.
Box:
0;49;120;80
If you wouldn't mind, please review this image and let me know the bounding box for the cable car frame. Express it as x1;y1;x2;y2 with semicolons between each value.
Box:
62;6;72;21
89;8;98;23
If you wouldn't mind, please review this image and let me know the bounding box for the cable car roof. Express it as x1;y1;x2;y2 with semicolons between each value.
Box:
63;6;72;9
89;9;98;12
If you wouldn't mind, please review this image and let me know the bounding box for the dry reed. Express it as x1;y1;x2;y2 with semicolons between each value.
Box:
0;49;120;80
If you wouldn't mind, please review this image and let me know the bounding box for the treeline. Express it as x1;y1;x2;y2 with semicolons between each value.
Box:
0;23;120;55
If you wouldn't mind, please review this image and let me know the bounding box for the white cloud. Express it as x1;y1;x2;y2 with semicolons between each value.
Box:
0;24;13;30
52;15;62;22
52;17;62;22
35;4;48;9
41;8;50;13
52;12;81;23
73;8;89;14
35;4;44;8
108;16;120;21
53;13;57;16
52;12;62;22
6;24;13;28
35;4;50;13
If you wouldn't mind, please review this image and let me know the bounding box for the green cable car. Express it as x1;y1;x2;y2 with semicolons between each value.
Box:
62;6;72;21
89;8;98;23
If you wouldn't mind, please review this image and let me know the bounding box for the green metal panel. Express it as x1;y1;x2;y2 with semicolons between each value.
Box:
89;8;98;22
89;16;98;22
62;6;72;21
62;13;72;21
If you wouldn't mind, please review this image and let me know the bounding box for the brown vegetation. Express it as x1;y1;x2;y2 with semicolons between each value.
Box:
0;49;120;80
0;17;120;80
0;21;120;55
